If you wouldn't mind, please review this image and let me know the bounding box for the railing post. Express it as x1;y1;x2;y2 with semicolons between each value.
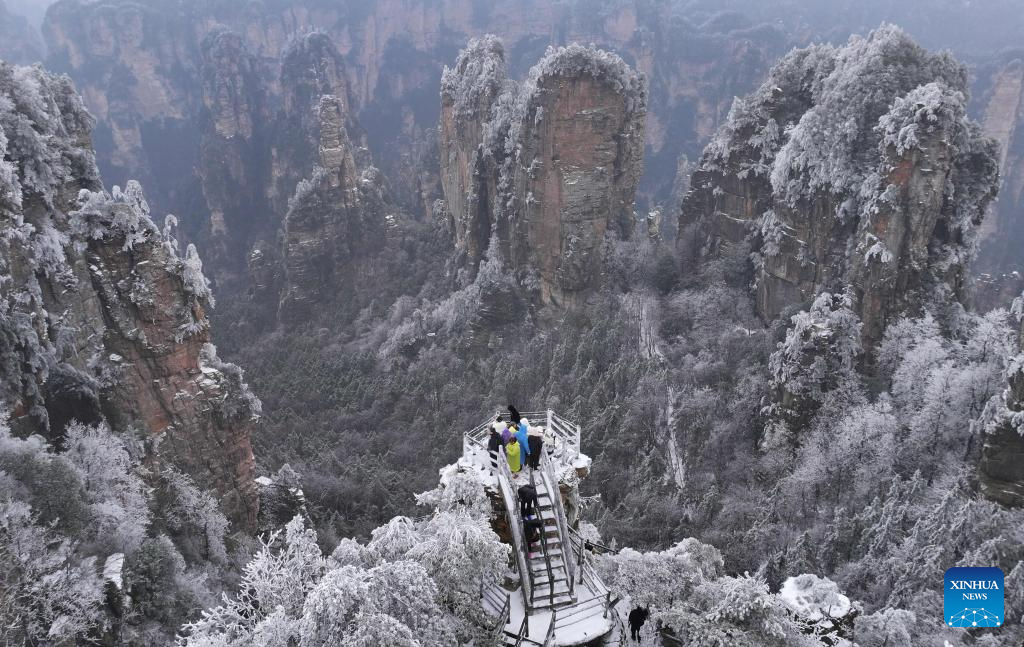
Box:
574;421;581;459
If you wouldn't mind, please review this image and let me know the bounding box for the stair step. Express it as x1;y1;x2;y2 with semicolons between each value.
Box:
530;592;576;609
532;581;572;595
529;556;565;569
528;558;567;571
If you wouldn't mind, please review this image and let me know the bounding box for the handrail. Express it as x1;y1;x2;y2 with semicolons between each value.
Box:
528;467;558;607
540;450;576;595
512;615;529;646
496;446;533;606
543;609;557;646
568;526;619;556
489;590;511;640
465;410;580;464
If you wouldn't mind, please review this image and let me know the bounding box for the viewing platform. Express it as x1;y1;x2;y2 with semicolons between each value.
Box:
462;411;624;646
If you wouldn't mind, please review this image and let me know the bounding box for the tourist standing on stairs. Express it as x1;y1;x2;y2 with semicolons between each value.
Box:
523;515;544;552
527;424;544;469
506;436;522;474
508;404;522;425
515;418;531;468
518;483;538;517
488;416;506;469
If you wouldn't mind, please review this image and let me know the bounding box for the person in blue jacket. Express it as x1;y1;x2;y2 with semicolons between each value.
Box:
515;417;531;468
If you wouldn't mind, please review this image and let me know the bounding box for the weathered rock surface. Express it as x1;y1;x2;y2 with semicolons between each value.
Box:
440;39;646;307
198;28;269;269
980;302;1024;508
0;62;259;529
279;94;392;325
680;26;999;348
271;33;368;216
973;56;1024;300
439;36;507;271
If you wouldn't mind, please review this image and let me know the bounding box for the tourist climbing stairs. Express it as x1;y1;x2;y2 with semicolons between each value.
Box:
524;455;575;608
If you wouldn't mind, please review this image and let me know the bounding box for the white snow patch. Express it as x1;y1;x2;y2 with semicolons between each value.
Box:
779;574;852;622
103;553;124;590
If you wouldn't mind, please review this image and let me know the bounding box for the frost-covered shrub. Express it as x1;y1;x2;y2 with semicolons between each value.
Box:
183;243;215;307
768;292;862;407
155;468;229;564
440;35;506;124
183;460;508;647
768;25;966;206
63;422;150;553
0;498;104;643
123;535;198;628
366;515;419;561
199;343;262;420
658;572;819;647
0;426;91;535
0;63;98;210
69;181;158;252
853;608;916;647
597;537;724;607
876;82;965;157
779;573;856;642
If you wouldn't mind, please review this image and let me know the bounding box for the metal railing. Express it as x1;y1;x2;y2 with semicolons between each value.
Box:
496;445;533;607
510;615;528;646
545;410;581;460
539;449;576;595
465;410;580;464
544;609;557;646
527;467;559;607
482;584;511;642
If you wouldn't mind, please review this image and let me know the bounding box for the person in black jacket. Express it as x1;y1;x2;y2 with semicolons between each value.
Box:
487;416;505;469
517;483;538;518
507;404;522;425
628;607;649;641
523;515;544;548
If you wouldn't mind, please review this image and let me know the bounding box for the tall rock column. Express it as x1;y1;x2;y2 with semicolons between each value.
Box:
197;28;269;268
506;46;646;307
439;35;507;270
680;26;999;349
278;95;390;326
438;39;646;308
980;301;1024;507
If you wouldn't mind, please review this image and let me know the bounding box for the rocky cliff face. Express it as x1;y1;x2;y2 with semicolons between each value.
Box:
980;306;1024;507
440;39;646;307
439;36;507;271
279;94;392;325
197;28;270;271
0;62;259;529
681;26;999;348
973;56;1024;301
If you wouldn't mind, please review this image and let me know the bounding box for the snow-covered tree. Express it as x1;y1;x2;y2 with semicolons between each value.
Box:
0;498;104;643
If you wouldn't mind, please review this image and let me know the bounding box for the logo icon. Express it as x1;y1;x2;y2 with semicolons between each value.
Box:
944;567;1004;628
